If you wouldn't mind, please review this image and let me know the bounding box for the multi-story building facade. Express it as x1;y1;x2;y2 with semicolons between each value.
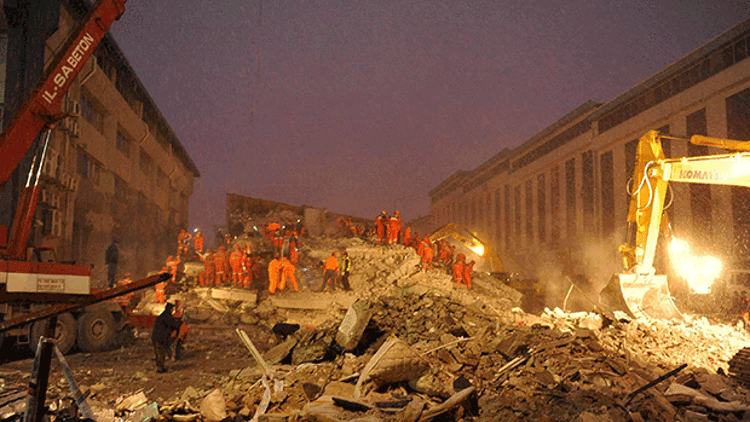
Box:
429;18;750;279
1;0;200;284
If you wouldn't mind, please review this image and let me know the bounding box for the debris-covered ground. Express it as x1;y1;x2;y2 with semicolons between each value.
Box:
4;235;750;422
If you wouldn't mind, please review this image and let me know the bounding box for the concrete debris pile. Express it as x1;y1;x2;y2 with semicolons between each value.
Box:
10;233;750;421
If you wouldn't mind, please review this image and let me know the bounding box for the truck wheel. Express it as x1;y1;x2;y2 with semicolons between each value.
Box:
30;313;76;354
76;309;115;353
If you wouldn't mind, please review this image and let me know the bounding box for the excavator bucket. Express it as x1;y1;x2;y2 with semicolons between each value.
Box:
599;273;683;320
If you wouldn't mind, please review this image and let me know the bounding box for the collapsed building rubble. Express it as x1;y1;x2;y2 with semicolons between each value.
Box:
4;235;750;421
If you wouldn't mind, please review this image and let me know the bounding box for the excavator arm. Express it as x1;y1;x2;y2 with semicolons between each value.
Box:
429;223;504;273
603;130;750;319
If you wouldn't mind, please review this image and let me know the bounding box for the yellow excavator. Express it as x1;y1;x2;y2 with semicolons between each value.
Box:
601;130;747;319
429;223;505;273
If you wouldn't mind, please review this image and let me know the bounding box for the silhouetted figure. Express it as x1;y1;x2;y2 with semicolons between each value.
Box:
105;240;119;288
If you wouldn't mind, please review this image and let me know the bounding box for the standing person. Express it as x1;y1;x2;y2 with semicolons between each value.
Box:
403;226;412;247
177;229;191;259
240;251;252;289
340;250;352;291
453;254;466;286
151;302;181;373
199;249;215;287
387;211;401;245
321;252;339;292
166;255;181;285
214;246;227;285
229;245;244;287
193;228;204;254
375;211;388;245
268;254;282;294
105;239;119;288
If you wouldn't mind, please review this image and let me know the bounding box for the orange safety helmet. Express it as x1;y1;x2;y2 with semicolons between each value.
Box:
394;210;400;215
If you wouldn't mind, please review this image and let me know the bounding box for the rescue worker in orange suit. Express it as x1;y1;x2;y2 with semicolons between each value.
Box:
463;260;475;290
289;232;300;265
214;246;228;285
387;211;402;244
155;266;168;303
117;273;134;311
452;253;466;285
268;254;282;294
421;238;434;270
280;256;298;292
411;232;420;250
229;245;244;287
166;255;181;288
321;252;339;292
241;251;252;288
200;249;216;287
177;229;191;259
375;211;388;245
403;226;412;247
193;228;204;254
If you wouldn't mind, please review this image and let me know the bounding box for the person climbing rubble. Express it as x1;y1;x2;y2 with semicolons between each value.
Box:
177;229;191;259
321;252;339;292
166;255;180;284
280;256;298;292
463;259;475;289
229;244;244;287
151;302;182;373
453;253;466;285
155;265;168;303
340;250;352;291
268;254;282;294
193;228;204;254
375;210;388;245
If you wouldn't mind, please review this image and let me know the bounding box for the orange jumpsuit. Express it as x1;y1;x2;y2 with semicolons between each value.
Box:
200;252;216;286
177;230;191;258
463;260;475;289
193;231;204;253
387;215;401;244
241;254;252;288
280;257;298;292
268;257;282;294
214;248;227;285
375;213;387;244
323;254;339;289
421;243;434;270
452;254;466;285
156;266;168;303
167;256;180;278
229;246;244;286
403;227;411;246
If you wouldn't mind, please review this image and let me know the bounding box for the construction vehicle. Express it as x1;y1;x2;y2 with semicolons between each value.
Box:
0;0;132;353
601;130;744;320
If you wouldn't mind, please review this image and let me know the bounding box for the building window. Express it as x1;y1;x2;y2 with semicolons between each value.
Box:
537;173;546;242
600;151;615;239
582;150;595;236
116;130;132;157
114;176;128;201
565;158;576;239
550;166;560;242
81;95;104;133
139;148;152;176
76;149;100;184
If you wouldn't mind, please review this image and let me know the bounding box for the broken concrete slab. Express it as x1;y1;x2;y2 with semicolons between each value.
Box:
263;337;299;365
335;299;373;351
211;287;258;303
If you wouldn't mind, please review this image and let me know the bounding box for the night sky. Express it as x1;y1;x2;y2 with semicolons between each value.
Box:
109;1;750;236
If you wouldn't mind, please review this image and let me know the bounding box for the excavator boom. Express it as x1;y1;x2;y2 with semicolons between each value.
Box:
602;130;750;319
